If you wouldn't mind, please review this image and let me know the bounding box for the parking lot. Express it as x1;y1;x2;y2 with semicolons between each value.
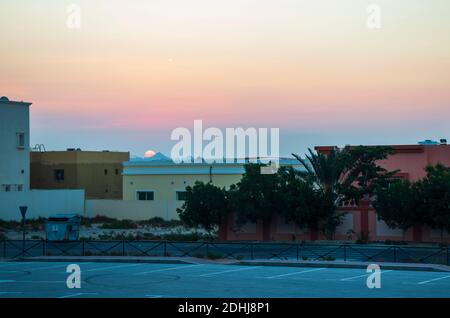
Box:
1;261;450;298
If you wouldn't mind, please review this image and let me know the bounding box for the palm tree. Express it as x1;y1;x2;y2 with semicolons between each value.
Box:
292;146;396;240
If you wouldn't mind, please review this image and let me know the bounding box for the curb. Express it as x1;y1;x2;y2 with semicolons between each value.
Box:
237;260;450;272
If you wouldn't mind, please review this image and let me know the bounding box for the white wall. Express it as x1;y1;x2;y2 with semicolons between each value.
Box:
0;189;85;220
85;199;180;220
0;100;30;190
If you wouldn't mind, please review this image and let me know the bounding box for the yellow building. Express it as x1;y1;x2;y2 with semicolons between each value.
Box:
31;149;129;199
122;153;303;220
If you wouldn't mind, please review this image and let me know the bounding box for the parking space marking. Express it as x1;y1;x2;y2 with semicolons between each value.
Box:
11;280;65;283
83;263;142;272
418;275;450;285
134;264;203;275
340;270;392;281
58;292;98;298
198;266;260;277
25;264;70;272
267;267;326;279
0;280;15;283
0;292;23;295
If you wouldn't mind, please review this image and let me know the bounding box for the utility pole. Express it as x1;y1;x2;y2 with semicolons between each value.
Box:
19;206;28;259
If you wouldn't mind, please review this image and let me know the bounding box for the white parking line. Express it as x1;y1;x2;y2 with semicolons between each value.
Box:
418;275;450;285
0;292;23;295
133;264;203;275
198;266;259;277
83;263;142;272
267;267;326;279
12;280;65;283
0;280;15;283
58;292;98;298
26;264;69;271
340;270;393;281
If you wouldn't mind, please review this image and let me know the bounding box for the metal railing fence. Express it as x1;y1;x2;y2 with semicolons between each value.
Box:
1;240;449;265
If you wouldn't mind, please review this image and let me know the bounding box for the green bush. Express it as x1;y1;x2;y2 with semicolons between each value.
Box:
137;218;184;228
100;219;138;229
206;252;223;260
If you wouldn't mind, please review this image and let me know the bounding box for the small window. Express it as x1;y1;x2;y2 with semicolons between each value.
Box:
16;132;25;149
176;191;188;201
104;169;108;175
115;169;119;175
137;191;154;201
17;185;23;192
54;169;65;181
5;185;11;192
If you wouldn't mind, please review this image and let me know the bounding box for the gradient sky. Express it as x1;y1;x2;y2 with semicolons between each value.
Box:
1;0;449;157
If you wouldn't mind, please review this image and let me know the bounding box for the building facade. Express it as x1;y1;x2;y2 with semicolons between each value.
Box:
31;150;129;199
219;142;450;242
119;155;304;220
0;96;85;221
0;96;31;192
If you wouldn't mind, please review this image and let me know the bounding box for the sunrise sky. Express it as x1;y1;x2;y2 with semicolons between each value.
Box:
1;0;449;157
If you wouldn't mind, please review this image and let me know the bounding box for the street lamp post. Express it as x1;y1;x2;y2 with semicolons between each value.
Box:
19;206;28;259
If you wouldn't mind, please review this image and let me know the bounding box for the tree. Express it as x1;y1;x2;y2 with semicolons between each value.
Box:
416;164;450;238
229;163;284;241
277;166;339;239
373;179;419;232
292;146;396;238
176;181;230;233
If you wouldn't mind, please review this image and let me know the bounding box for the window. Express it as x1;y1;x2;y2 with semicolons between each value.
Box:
16;132;25;149
115;169;119;175
17;185;23;192
137;191;154;201
104;169;108;175
54;169;65;181
4;185;11;192
176;191;188;201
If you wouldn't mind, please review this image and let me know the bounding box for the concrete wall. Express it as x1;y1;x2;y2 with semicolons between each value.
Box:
0;189;85;220
85;199;180;220
0;99;31;190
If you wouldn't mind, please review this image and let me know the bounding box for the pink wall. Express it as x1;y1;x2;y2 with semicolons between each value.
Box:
219;144;450;242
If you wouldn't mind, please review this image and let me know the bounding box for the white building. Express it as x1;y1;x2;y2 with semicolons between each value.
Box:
0;96;31;192
0;96;84;221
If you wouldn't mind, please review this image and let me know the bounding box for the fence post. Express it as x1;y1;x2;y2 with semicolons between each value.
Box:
164;241;167;257
122;240;125;256
250;243;254;260
447;247;449;266
82;240;85;256
343;245;347;262
296;244;299;261
393;246;397;262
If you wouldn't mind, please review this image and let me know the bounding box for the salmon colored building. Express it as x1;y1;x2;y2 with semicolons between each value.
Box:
219;141;450;243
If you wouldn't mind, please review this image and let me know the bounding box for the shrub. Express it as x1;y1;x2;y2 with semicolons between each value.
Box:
206;252;223;260
100;219;138;229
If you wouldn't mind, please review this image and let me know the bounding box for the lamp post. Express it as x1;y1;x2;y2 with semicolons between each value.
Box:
19;206;27;258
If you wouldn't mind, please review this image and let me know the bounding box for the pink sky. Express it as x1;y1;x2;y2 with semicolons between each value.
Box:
1;0;450;156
